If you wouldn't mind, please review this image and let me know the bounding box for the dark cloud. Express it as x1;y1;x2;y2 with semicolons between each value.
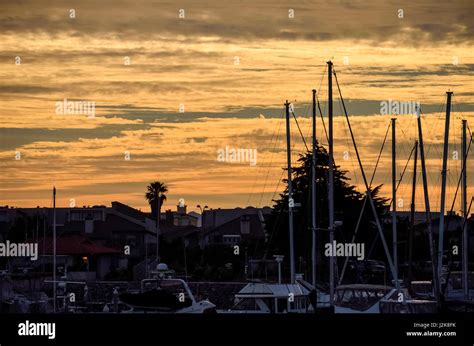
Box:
0;49;223;65
0;85;57;94
0;124;150;150
0;0;472;45
349;64;474;77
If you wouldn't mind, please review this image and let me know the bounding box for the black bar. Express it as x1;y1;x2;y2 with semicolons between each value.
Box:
0;313;472;345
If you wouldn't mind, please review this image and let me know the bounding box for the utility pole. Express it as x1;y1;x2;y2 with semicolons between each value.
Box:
285;100;296;284
462;119;468;300
327;61;335;306
311;89;317;288
391;118;399;284
438;91;453;289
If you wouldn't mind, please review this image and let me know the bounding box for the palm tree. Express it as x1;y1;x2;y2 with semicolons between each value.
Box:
145;181;168;262
145;181;168;217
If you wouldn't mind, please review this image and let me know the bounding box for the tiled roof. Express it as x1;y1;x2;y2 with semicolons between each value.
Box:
36;234;121;255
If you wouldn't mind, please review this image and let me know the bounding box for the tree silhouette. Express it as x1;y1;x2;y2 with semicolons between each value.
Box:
145;181;168;218
264;141;391;283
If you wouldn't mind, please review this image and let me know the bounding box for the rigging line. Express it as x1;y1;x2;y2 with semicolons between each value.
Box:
339;96;360;188
333;66;399;288
291;109;324;179
441;196;474;298
304;94;316;141
259;134;287;259
338;121;391;284
451;96;460;207
314;63;328;142
291;111;309;152
262;150;293;259
396;122;410;170
300;95;317;154
398;121;414;187
317;96;329;143
367;142;415;258
290;115;304;168
271;168;286;203
298;96;315;154
396;142;416;192
317;64;327;95
260;201;284;264
419;105;444;211
370;122;391;187
446;136;472;231
425;98;446;164
332;67;372;190
257;111;285;207
340;140;414;281
246;107;284;206
460;197;474;232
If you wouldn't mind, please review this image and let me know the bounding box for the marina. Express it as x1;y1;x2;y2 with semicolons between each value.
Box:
1;62;472;315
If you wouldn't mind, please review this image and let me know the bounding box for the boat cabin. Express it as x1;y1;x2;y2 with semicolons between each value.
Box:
224;283;314;313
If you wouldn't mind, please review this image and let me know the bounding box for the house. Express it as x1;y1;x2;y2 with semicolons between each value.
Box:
394;211;441;225
162;204;200;227
201;207;272;247
0;203;157;274
411;212;474;260
0;202;207;278
36;233;121;280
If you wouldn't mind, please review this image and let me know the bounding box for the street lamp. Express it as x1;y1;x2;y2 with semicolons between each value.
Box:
274;255;285;284
196;204;208;213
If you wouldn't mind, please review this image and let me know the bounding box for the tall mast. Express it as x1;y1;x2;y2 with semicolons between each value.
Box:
438;91;453;288
53;186;57;314
285;100;296;284
327;61;335;306
311;89;317;287
408;140;418;283
391;118;398;283
462;119;468;300
417;106;441;309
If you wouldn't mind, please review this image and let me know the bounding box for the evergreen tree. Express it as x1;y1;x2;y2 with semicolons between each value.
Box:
264;141;391;283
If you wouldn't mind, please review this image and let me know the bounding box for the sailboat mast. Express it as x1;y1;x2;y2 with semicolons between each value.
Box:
416;106;441;309
391;118;399;283
408;140;418;282
53;186;57;313
462;119;468;300
311;89;317;287
327;61;335;306
285;100;296;284
438;91;453;287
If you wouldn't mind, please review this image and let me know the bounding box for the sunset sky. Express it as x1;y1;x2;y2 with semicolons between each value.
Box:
0;0;473;215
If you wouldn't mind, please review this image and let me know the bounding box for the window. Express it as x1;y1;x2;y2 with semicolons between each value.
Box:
240;217;250;234
223;235;240;244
